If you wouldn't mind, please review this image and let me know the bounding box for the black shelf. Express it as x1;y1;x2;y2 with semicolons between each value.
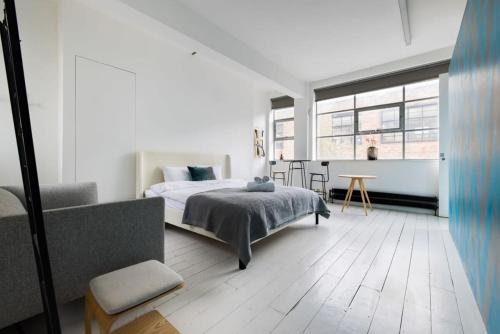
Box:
329;188;438;214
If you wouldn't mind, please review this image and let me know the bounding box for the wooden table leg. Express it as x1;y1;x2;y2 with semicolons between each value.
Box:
360;179;372;211
358;178;368;216
346;179;355;208
342;179;355;212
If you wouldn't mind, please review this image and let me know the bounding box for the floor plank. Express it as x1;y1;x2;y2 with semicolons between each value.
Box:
428;215;455;292
362;211;405;291
6;205;487;334
400;213;431;334
304;210;397;333
367;212;415;334
207;207;370;334
337;286;380;334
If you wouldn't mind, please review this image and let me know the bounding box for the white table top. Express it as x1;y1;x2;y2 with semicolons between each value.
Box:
338;174;377;179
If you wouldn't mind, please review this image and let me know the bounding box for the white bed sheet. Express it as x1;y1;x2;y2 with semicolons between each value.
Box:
145;179;247;210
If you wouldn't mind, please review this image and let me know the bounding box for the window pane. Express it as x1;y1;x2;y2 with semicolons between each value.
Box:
274;107;294;120
317;136;354;160
405;98;439;130
405;130;439;159
317;95;354;114
317;110;354;136
275;120;294;138
358;107;400;132
356;86;403;108
405;129;439;142
274;139;294;160
405;79;439;101
356;133;403;160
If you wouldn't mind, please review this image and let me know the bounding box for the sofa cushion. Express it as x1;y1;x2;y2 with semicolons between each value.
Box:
187;166;216;181
89;260;183;315
0;188;27;219
2;182;98;210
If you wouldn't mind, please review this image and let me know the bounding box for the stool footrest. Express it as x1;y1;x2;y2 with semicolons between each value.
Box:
85;260;184;334
113;310;180;334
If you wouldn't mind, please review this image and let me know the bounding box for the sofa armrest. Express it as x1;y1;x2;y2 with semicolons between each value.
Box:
44;196;165;301
0;196;164;328
2;182;98;210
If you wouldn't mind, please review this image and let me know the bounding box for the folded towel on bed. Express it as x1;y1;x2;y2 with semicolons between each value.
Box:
247;181;275;192
247;176;275;192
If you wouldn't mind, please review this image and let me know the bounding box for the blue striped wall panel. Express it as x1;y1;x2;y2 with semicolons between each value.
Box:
449;0;500;332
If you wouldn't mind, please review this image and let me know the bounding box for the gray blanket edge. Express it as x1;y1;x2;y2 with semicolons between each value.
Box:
181;187;330;266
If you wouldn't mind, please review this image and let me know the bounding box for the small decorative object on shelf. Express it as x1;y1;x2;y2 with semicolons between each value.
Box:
253;128;265;158
366;134;378;160
279;153;284;160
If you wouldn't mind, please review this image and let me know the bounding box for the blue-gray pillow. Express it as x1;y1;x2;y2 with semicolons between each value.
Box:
187;166;216;181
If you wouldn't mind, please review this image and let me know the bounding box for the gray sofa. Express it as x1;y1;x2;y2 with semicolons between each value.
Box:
0;182;165;329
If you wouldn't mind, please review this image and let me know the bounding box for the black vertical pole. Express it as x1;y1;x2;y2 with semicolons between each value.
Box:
1;0;61;333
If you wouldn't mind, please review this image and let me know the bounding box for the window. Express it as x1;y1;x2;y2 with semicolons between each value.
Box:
315;78;439;160
272;107;294;159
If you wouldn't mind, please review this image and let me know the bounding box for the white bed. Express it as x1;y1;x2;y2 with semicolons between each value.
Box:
136;151;289;244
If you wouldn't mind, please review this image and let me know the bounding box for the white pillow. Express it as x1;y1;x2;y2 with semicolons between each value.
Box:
211;165;223;180
197;165;223;179
162;166;191;182
150;182;166;194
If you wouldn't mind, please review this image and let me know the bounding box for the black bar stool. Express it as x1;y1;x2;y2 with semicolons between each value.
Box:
287;161;307;188
269;160;287;185
309;161;330;200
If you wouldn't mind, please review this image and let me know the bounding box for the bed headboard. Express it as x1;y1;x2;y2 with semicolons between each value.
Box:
136;151;231;198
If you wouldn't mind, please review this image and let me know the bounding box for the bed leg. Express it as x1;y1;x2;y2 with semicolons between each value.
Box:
239;259;247;270
315;213;319;225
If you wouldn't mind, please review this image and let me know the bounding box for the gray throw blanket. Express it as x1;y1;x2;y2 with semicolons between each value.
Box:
182;186;330;266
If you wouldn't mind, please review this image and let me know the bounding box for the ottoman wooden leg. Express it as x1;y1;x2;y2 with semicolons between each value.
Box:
95;303;117;334
85;261;185;333
98;320;114;334
85;289;118;334
84;290;95;334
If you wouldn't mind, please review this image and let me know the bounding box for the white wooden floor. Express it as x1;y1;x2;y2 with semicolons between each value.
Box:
10;204;486;334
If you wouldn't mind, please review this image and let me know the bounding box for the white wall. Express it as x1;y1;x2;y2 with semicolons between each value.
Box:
311;47;453;91
59;0;268;198
0;0;59;185
439;73;450;216
118;0;306;98
74;57;136;202
0;0;447;201
293;96;310;160
273;159;438;197
308;160;438;196
289;49;453;197
0;0;269;197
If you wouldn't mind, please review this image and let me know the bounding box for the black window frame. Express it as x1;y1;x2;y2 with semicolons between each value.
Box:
405;98;439;142
315;79;440;160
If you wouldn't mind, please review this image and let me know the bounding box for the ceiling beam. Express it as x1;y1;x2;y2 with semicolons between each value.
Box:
114;0;306;97
398;0;411;46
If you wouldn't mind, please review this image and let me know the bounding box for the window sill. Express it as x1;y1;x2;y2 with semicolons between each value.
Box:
311;159;439;162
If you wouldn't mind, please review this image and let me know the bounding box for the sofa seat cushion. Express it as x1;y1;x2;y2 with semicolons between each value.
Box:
0;188;26;219
89;260;183;315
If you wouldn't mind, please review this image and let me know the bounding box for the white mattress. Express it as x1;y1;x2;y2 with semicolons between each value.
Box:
144;179;247;210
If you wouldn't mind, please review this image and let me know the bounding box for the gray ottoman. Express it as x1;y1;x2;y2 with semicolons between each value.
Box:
84;260;184;334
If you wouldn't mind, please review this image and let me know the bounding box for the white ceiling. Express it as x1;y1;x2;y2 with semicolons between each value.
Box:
177;0;467;82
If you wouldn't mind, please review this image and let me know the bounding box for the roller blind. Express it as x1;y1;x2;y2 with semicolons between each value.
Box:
314;60;450;102
271;95;294;109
